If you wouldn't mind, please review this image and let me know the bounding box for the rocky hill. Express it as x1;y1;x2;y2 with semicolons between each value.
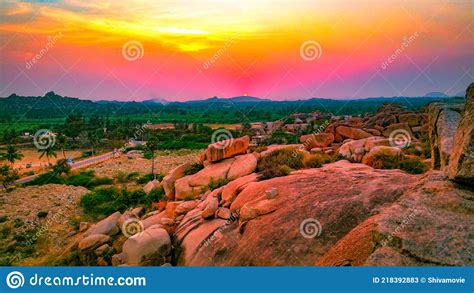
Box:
12;83;473;266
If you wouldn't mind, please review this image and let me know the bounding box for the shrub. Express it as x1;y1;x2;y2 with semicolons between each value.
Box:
149;187;165;202
254;146;268;153
80;187;153;217
115;171;139;183
0;216;8;223
37;211;48;218
257;148;304;172
364;150;401;169
399;157;428;174
184;162;204;176
26;172;64;186
304;154;332;168
52;159;71;176
136;173;164;184
65;171;112;189
208;178;231;191
260;165;292;180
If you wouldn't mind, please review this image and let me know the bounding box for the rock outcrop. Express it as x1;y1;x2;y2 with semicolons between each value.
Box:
200;135;249;163
176;161;418;265
316;171;473;266
448;83;474;185
427;103;464;171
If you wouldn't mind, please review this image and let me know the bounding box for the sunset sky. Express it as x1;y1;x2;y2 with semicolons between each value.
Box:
0;0;472;101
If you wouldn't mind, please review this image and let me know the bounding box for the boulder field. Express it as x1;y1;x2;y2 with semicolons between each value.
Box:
70;83;473;266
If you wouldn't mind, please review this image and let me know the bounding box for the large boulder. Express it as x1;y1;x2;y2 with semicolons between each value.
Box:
428;103;464;170
178;161;417;265
84;212;121;237
162;162;192;200
221;173;259;207
300;133;335;150
78;234;111;251
201;136;249;163
361;146;403;166
382;122;413;139
448;83;474;185
174;176;204;200
122;225;172;265
227;154;257;180
143;179;161;195
188;158;234;187
316;171;474;266
336;126;372;140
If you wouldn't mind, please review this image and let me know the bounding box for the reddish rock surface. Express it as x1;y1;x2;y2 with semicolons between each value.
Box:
300;133;335;149
177;161;418;265
448;83;474;184
200;136;250;163
336;126;372;140
316;171;474;266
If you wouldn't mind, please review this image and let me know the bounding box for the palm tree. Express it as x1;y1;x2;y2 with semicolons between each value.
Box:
2;145;23;168
56;133;68;158
87;130;101;156
38;145;57;165
146;135;159;179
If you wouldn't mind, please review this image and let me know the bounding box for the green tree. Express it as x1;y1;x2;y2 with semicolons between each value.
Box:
38;145;57;165
87;130;102;156
56;133;68;158
0;165;19;190
1;145;23;168
146;135;159;179
52;158;71;176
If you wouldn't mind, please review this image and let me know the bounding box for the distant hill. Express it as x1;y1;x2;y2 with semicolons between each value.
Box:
142;98;170;105
182;96;270;104
0;91;462;122
424;92;448;98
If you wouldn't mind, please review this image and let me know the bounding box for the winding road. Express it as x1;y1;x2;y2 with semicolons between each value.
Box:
14;151;116;185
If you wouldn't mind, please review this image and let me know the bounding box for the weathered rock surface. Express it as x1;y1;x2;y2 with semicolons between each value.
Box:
84;212;121;237
174;176;203;200
336;126;372;140
316;171;474;266
79;234;111;251
122;225;171;265
300;133;335;149
177;161;417;265
227;154;257;180
188;158;234;187
428;103;464;170
143;179;161;195
448;83;474;184
162;162;192;200
200;135;249;163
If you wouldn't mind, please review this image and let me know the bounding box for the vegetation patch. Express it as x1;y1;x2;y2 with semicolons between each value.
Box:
184;162;204;176
80;187;155;218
